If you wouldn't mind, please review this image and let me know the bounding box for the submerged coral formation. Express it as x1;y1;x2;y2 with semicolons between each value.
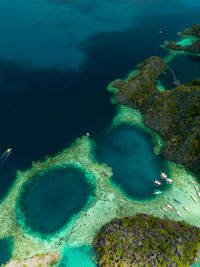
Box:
93;214;200;266
4;252;60;267
116;56;200;180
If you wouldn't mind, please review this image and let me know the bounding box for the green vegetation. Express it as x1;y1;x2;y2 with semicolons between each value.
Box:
116;55;200;179
93;214;200;266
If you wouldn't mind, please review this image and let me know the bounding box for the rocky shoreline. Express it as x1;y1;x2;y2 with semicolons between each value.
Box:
167;24;200;53
115;56;200;181
93;214;200;266
3;252;60;267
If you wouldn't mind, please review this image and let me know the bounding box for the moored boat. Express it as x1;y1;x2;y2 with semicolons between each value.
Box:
173;199;182;205
194;185;199;191
160;172;167;179
162;207;167;212
166;178;173;183
197;192;200;198
176;211;182;217
191;195;197;203
166;204;173;210
189;180;195;184
153;190;162;195
154;180;161;186
183;206;190;213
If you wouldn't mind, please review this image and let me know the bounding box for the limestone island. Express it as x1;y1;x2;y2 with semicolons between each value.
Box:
115;56;200;181
93;213;200;266
167;24;200;53
3;252;60;267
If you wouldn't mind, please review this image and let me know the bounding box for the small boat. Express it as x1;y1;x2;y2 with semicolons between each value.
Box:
183;207;190;213
160;172;167;179
176;211;182;217
194;185;199;191
173;199;182;205
166;178;173;184
86;132;90;137
166;204;173;210
162;207;167;212
153;190;163;195
6;148;12;153
189;180;196;184
197;192;200;198
191;196;197;203
154;180;161;186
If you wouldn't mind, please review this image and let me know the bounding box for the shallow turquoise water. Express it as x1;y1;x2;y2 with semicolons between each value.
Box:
16;167;94;234
0;238;12;265
59;245;96;267
95;124;168;200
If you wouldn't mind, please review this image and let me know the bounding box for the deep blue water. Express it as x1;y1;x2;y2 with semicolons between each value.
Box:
16;167;94;234
0;0;200;201
159;54;200;90
0;238;12;265
95;124;167;200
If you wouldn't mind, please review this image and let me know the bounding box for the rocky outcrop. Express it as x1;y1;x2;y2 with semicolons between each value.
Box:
182;24;200;38
116;56;166;111
167;40;200;54
4;252;60;267
167;24;200;54
93;214;200;266
116;56;200;180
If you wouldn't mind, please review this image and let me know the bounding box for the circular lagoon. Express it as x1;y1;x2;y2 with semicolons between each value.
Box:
0;238;12;265
95;124;167;200
16;166;94;235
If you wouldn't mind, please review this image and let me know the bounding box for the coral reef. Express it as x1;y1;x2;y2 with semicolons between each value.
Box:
3;252;60;267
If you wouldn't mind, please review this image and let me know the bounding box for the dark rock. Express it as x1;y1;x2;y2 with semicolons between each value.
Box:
182;24;200;38
111;79;125;89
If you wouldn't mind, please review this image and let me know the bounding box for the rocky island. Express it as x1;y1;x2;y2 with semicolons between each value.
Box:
167;24;200;53
115;56;200;181
93;214;200;266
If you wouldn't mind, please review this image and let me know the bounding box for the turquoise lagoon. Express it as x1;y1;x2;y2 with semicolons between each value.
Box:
95;124;168;201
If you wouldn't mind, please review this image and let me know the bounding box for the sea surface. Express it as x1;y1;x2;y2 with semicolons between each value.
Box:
0;0;200;265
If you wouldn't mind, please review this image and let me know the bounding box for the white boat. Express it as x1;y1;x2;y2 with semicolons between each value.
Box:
183;207;190;213
166;204;173;210
176;211;182;217
191;196;197;203
189;180;196;184
162;207;167;212
197;192;200;198
166;178;173;184
153;190;163;195
160;172;167;179
194;185;199;191
154;180;161;186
